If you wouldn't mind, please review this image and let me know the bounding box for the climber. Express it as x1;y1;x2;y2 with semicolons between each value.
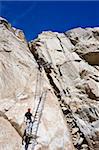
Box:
24;108;33;124
22;130;31;150
23;108;33;141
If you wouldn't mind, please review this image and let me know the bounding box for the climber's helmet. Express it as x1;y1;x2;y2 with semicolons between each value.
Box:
28;108;31;112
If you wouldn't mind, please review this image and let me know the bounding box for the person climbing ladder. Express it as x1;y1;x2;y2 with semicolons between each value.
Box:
22;129;31;150
24;108;33;123
24;108;33;135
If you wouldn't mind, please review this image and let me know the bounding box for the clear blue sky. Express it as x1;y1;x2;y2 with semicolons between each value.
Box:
0;1;99;41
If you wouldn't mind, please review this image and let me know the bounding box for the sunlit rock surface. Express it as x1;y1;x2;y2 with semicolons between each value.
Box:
0;117;21;150
0;18;74;150
29;29;99;150
0;17;99;150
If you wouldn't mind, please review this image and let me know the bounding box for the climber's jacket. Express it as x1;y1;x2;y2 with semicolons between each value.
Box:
25;112;33;122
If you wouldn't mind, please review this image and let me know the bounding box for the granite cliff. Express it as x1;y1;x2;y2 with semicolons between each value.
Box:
0;17;99;150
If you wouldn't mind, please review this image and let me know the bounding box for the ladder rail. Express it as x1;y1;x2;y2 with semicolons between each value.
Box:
31;90;48;150
23;64;48;150
32;69;42;114
23;58;50;150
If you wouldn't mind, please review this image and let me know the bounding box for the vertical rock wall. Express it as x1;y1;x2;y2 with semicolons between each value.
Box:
0;18;74;150
29;29;99;150
0;17;99;150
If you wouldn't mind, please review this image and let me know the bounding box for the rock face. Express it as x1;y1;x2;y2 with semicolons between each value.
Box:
29;29;99;150
0;117;21;150
0;18;74;150
0;18;99;150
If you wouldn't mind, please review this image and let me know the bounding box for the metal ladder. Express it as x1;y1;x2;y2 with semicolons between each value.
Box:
23;68;48;150
23;90;47;150
31;90;48;150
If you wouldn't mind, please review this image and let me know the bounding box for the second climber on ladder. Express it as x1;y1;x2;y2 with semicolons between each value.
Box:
22;108;33;149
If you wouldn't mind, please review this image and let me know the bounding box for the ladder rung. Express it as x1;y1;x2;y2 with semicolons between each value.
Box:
23;90;47;149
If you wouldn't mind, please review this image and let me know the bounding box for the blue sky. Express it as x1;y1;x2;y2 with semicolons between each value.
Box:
0;1;99;41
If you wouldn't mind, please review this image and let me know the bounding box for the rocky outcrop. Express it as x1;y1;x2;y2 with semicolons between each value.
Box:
0;18;74;150
0;17;99;150
66;27;99;65
29;29;99;150
0;117;21;150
